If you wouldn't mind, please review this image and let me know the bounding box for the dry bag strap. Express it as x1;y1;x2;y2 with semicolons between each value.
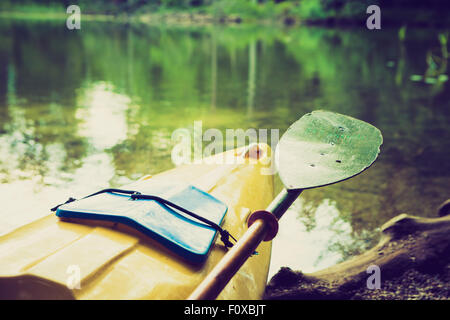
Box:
51;188;237;249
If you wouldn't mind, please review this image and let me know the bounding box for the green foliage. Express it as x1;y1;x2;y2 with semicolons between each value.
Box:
206;0;276;20
1;0;449;25
296;0;327;20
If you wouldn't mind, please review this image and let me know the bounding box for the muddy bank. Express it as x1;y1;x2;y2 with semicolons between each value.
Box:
265;200;450;300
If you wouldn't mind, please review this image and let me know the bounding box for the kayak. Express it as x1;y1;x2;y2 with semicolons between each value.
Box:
0;144;274;300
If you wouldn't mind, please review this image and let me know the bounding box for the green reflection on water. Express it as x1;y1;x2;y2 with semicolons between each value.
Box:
0;19;449;274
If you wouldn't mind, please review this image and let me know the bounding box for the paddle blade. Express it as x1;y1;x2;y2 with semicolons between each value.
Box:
276;110;383;190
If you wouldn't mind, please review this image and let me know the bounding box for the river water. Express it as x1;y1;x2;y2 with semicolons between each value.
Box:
0;19;449;278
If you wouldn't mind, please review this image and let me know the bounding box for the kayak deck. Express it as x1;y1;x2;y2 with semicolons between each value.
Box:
0;145;274;299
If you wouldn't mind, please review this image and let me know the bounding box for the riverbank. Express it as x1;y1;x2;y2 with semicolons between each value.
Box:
265;202;450;300
1;2;450;27
265;264;450;300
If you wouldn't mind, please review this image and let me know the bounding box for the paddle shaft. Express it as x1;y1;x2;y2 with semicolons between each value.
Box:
188;188;302;300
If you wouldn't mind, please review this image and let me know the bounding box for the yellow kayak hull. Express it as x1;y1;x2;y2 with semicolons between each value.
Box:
0;145;274;299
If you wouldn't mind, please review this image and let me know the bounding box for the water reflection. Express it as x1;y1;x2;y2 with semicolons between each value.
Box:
76;81;129;150
0;20;449;275
269;198;373;278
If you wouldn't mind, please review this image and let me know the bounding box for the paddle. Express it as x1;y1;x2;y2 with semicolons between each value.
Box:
188;110;383;300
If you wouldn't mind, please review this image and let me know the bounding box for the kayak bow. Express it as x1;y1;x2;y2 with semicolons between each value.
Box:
0;144;274;300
